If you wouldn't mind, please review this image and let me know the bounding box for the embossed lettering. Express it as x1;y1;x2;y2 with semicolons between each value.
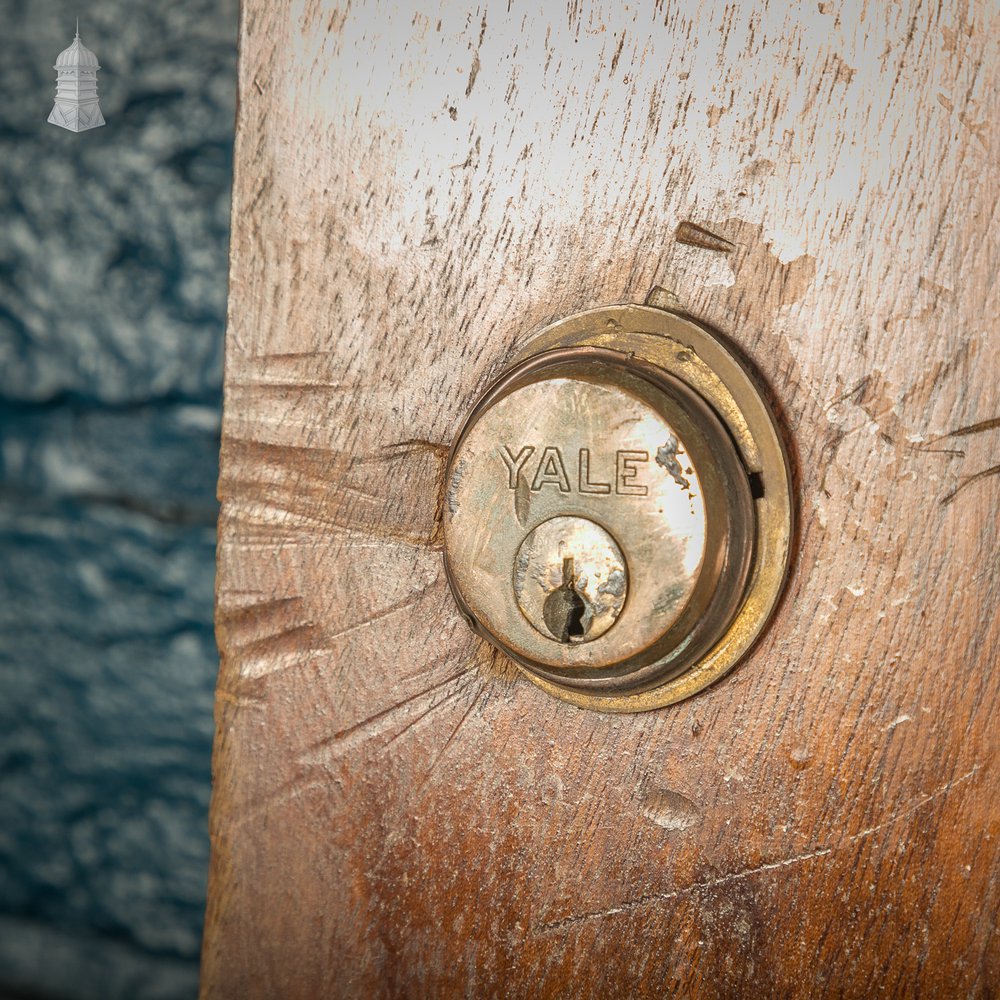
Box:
501;445;649;497
498;445;534;489
578;448;611;494
616;450;649;496
531;447;571;493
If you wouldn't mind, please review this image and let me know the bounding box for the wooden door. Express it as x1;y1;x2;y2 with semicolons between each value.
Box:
202;2;999;996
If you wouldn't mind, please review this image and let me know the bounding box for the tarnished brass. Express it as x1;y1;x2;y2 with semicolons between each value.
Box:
514;515;628;644
443;290;793;711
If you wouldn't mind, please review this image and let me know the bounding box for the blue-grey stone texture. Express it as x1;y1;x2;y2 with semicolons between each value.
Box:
0;1;237;996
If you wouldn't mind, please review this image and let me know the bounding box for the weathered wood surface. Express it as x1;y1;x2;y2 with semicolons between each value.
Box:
203;2;1000;997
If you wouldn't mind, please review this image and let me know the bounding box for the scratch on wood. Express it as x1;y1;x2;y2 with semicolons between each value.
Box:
610;32;625;73
824;376;870;413
321;594;426;645
910;446;965;456
538;764;982;934
231;378;352;391
416;683;485;794
938;416;1000;439
465;52;480;96
941;464;1000;506
228;676;482;832
539;846;836;933
674;220;736;253
847;764;981;841
381;677;479;751
300;668;476;762
227;777;330;833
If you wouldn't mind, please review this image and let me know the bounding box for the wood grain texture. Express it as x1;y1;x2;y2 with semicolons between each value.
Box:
203;2;1000;996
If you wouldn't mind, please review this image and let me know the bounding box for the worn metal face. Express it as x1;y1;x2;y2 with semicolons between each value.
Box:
447;368;715;671
443;298;793;711
513;515;628;644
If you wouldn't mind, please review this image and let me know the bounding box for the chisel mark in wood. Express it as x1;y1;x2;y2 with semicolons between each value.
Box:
239;620;319;659
218;593;303;622
249;351;331;362
640;788;702;831
383;438;451;461
675;220;736;253
233;594;430;682
215;687;266;709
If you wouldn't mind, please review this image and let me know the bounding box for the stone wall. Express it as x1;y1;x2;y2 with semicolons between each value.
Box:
0;2;237;996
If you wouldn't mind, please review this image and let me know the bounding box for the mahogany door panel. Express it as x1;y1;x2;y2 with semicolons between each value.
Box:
202;3;1000;997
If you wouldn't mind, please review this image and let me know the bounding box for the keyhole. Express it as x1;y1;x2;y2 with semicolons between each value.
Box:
512;516;627;645
542;557;589;643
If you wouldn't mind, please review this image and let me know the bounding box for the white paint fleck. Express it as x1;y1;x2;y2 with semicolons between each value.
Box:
764;225;810;264
812;493;829;529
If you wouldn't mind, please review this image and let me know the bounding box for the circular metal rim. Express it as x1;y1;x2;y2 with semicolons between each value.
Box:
442;346;755;687
492;302;793;712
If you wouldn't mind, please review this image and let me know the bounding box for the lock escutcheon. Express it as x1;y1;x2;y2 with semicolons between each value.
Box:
443;293;792;711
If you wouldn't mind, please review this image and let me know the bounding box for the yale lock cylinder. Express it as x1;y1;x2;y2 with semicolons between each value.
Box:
442;290;792;711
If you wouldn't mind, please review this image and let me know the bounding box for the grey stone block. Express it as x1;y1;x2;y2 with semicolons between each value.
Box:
0;1;238;995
